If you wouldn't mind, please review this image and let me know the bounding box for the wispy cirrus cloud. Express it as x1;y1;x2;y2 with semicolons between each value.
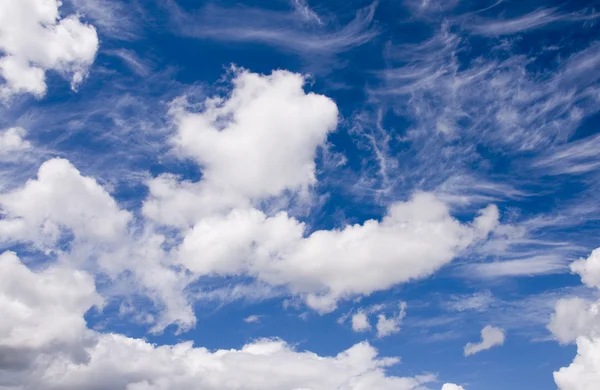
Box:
164;0;379;69
467;7;599;36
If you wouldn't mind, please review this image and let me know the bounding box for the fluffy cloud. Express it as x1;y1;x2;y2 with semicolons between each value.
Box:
178;193;499;312
441;385;465;390
0;159;194;332
551;248;600;389
554;337;600;390
0;251;438;390
0;127;31;155
0;251;101;371
548;298;600;344
25;335;435;390
352;311;371;332
463;325;505;356
145;69;337;227
0;158;131;248
570;248;600;290
376;303;407;338
0;0;98;98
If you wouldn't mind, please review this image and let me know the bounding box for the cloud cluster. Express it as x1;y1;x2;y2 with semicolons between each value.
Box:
0;251;440;390
348;303;408;338
0;0;98;98
0;68;500;331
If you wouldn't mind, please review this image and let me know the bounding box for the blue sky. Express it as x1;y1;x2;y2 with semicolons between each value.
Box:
1;0;600;389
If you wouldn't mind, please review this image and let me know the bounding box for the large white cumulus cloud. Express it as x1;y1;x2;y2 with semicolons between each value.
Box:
0;158;131;248
144;69;338;227
550;248;600;389
0;251;436;390
0;251;101;373
178;193;499;312
0;0;99;98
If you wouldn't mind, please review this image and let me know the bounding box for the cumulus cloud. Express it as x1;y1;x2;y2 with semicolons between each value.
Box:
144;69;338;227
0;0;98;98
554;337;600;390
441;384;465;390
170;69;337;200
0;251;101;370
0;252;437;390
0;158;131;248
0;159;194;333
464;325;505;356
0;127;31;155
570;248;600;290
352;311;372;332
178;193;499;312
550;248;600;389
376;303;407;338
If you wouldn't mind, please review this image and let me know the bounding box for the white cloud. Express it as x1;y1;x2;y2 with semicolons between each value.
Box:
0;252;437;390
441;384;465;390
548;298;600;345
0;158;131;248
570;248;600;290
463;325;505;356
465;255;569;278
0;251;102;369
170;68;338;201
0;127;31;156
244;315;262;324
145;69;338;228
352;311;371;332
19;334;435;390
166;2;378;68
376;303;407;338
468;8;598;36
0;0;98;98
178;193;499;312
446;291;494;312
551;248;600;389
554;337;600;390
0;159;194;333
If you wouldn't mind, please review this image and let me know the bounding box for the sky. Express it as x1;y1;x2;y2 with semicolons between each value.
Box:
1;0;600;389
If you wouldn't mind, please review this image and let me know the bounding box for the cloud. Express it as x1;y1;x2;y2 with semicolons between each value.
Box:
145;68;338;227
352;311;372;332
570;248;600;290
441;384;465;390
0;251;442;390
0;251;102;370
468;8;598;36
534;134;600;175
0;0;98;98
165;1;378;69
446;291;494;312
376;303;407;338
467;8;599;36
0;158;194;333
464;255;570;278
554;337;600;390
0;158;131;248
170;68;337;201
464;325;505;356
244;315;262;324
69;0;141;40
178;193;499;312
550;248;600;389
0;127;31;156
